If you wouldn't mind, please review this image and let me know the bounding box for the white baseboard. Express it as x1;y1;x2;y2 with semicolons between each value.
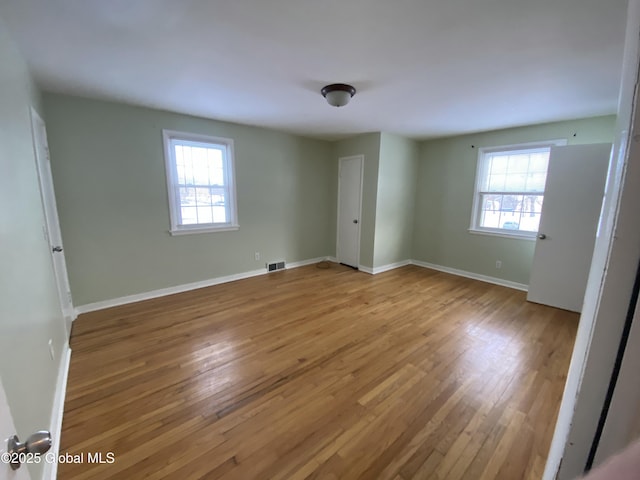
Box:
75;256;332;314
75;256;527;315
362;260;412;275
411;260;528;291
286;257;329;269
44;343;71;480
336;258;526;292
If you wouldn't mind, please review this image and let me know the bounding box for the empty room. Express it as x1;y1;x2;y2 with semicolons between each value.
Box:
2;1;640;479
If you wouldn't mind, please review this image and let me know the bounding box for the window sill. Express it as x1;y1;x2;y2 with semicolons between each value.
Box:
468;228;537;241
170;225;240;236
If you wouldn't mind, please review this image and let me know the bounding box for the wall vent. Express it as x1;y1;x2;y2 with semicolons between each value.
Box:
266;261;286;272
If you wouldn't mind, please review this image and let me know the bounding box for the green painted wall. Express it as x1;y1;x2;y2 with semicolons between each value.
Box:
333;133;381;268
42;93;617;307
43;94;335;306
375;133;419;268
413;115;616;285
0;18;67;480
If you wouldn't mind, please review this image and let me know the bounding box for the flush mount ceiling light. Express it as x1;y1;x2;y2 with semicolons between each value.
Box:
321;83;356;107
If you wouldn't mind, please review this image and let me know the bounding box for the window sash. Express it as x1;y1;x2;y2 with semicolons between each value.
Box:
174;185;231;226
170;140;231;227
476;193;543;233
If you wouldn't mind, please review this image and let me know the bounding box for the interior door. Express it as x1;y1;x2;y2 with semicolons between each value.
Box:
30;108;74;336
0;380;31;480
527;143;612;312
337;155;363;269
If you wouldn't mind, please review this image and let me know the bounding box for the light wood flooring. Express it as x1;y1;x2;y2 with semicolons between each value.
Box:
59;263;578;479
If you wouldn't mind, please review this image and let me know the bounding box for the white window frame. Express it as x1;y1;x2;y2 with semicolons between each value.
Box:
163;129;239;235
469;139;567;240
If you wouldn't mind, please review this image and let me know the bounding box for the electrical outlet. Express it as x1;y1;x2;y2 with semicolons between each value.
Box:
254;251;260;261
496;260;502;269
48;339;55;360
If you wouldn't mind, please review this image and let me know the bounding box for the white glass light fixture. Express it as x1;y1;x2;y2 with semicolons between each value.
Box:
321;84;356;107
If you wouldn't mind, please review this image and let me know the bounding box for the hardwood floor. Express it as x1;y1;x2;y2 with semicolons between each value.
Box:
59;263;578;479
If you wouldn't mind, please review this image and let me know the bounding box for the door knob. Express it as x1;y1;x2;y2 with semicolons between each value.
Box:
353;219;358;224
7;430;52;470
538;233;547;240
52;246;63;252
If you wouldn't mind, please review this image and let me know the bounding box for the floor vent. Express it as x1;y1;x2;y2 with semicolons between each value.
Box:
266;261;286;272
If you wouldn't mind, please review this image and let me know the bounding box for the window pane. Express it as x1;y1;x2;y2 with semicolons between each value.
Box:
195;187;213;206
175;145;220;186
175;146;186;184
482;194;501;212
529;153;548;172
478;193;543;232
480;194;501;228
181;206;198;225
196;206;213;224
178;146;195;185
504;173;526;191
519;195;543;231
207;149;224;185
179;187;195;206
211;190;225;205
489;155;508;174
525;172;547;192
498;210;521;231
188;147;208;185
501;195;518;211
483;150;550;194
507;155;529;174
488;174;506;191
212;206;227;223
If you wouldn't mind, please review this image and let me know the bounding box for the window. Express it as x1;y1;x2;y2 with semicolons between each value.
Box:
470;140;566;238
163;130;238;235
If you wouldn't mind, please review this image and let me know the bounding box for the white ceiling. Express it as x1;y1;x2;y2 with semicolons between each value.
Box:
0;0;629;140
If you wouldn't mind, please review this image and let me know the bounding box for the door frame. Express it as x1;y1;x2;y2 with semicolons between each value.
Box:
543;0;640;477
30;107;74;335
336;155;364;268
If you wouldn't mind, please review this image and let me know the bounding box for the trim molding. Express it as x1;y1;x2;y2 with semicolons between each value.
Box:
75;256;528;315
411;260;529;291
359;260;412;275
44;343;71;480
288;257;333;269
75;257;332;314
374;260;412;275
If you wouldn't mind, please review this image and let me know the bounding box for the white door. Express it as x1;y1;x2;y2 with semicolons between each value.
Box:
527;143;612;312
0;380;31;480
30;109;74;336
337;155;363;269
